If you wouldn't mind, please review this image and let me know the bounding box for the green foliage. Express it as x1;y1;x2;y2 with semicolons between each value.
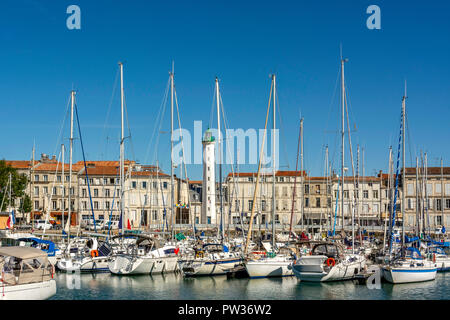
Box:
21;194;32;214
0;160;29;212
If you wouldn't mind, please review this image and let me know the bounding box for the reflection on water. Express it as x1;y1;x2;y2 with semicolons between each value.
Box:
51;272;450;300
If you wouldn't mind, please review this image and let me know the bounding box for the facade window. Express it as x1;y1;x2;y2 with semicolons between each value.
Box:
57;175;61;182
316;198;321;208
34;201;39;210
305;184;310;194
66;175;70;182
315;185;321;194
327;197;331;208
94;201;99;210
34;175;39;182
248;200;253;211
43;186;48;194
43;175;48;182
153;182;157;189
163;182;168;189
34;187;39;196
279;177;284;182
105;201;110;210
305;197;309;208
94;189;98;197
373;190;378;199
52;201;57;210
104;178;108;185
105;189;110;197
52;187;57;195
248;177;253;182
132;181;137;189
142;181;147;189
82;189;87;197
436;199;442;211
363;190;369;199
344;190;349;199
70;187;74;195
261;200;266;211
446;199;450;209
82;201;87;210
368;182;373;187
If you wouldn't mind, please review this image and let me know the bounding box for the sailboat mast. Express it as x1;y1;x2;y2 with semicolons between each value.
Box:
300;117;304;232
118;62;125;235
340;57;347;230
170;70;175;240
415;157;420;236
401;88;406;247
215;77;224;240
61;144;65;243
67;90;75;239
272;74;276;250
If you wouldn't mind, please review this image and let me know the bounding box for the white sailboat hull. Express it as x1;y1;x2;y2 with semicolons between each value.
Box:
245;258;294;278
180;257;243;276
382;265;437;283
108;255;179;275
0;280;56;300
292;255;365;282
57;256;110;273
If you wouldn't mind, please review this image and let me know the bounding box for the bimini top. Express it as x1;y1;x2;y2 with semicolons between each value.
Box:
0;246;48;260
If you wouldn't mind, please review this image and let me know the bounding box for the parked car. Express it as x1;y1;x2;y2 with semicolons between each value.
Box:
87;219;105;231
34;220;53;230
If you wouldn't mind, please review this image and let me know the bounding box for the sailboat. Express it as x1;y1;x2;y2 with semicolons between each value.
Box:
291;55;366;282
0;246;56;300
243;75;296;278
108;64;181;275
381;86;437;284
179;77;243;277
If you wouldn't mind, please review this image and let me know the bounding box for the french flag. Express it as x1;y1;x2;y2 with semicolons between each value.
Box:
6;210;16;229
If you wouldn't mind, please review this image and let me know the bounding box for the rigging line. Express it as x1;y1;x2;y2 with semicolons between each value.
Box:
42;150;62;238
123;95;136;162
344;82;358;200
74;103;98;233
173;85;191;207
405;112;416;168
209;83;217;130
99;67;120;161
275;86;290;170
152;78;171;171
323;65;341;147
145;77;170;165
52;94;72;157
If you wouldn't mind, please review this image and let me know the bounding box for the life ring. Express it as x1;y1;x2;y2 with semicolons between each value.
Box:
90;250;99;258
196;251;204;258
326;257;336;267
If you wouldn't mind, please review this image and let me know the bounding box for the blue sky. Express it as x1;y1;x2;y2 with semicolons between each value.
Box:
1;0;449;180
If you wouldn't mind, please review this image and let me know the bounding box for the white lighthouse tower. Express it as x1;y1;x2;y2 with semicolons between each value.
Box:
202;129;216;225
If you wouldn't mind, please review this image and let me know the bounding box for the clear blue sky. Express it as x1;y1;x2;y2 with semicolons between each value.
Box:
1;0;449;180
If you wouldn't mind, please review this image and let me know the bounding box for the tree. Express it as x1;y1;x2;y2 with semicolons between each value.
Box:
0;160;29;212
21;194;32;214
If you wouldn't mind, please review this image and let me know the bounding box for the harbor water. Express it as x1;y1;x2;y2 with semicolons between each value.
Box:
51;272;449;300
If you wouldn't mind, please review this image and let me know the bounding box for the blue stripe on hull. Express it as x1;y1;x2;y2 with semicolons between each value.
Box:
204;259;242;265
390;269;437;273
249;274;294;279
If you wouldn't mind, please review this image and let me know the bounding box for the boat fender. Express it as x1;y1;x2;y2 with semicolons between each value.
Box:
91;250;99;258
433;253;436;263
326;257;336;267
